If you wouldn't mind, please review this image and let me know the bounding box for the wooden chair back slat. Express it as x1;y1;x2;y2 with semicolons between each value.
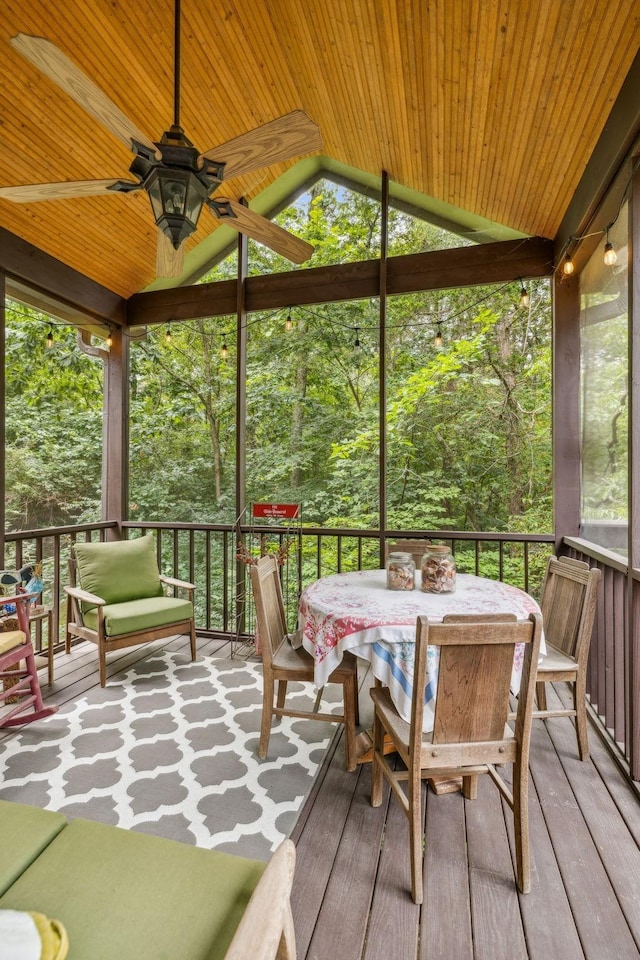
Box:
251;556;288;669
541;556;595;659
386;540;432;568
434;642;516;743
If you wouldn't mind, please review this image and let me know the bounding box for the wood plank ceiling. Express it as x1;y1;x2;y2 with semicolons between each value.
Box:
0;0;638;299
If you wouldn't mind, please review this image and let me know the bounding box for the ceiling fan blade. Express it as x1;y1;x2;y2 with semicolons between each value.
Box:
200;111;322;181
156;230;184;278
11;33;159;158
209;199;314;264
0;179;138;202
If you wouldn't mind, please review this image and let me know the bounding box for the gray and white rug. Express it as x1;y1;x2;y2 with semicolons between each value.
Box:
0;651;337;860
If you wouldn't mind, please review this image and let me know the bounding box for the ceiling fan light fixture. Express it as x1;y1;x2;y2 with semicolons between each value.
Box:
132;130;224;249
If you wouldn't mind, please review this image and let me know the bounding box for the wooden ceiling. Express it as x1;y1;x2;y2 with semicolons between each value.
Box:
0;0;638;300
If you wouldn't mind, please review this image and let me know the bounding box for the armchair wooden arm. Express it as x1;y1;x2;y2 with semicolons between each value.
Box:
63;585;106;607
159;575;195;595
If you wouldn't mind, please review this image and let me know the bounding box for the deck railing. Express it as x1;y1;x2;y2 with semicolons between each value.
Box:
7;521;639;778
563;537;639;778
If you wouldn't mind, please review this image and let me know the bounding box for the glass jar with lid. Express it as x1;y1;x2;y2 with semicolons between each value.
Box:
420;544;457;593
386;551;416;590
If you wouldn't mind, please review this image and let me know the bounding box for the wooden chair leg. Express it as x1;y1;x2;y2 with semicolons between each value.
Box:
536;680;547;711
99;641;107;688
574;675;589;761
512;756;531;894
409;765;424;905
342;678;357;772
276;680;287;709
462;774;478;800
189;621;197;661
371;713;384;807
353;674;360;726
258;676;275;760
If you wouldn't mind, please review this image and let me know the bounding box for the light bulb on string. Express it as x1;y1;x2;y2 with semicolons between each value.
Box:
434;322;443;348
563;253;574;275
519;283;529;308
221;341;228;360
46;324;54;349
285;307;293;332
353;327;360;349
106;328;113;348
604;229;617;265
165;323;172;344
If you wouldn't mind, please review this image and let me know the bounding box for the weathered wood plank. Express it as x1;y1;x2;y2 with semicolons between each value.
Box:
306;767;388;960
364;767;420;960
289;753;361;956
465;776;529;960
421;789;474;959
528;715;639;959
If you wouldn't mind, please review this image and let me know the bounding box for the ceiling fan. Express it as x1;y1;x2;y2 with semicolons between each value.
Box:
0;0;321;277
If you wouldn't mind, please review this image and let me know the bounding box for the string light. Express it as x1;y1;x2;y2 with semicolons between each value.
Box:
46;324;53;349
603;229;617;265
353;327;360;348
221;341;228;359
285;307;293;332
563;253;575;275
106;328;113;348
519;282;530;308
165;323;172;344
434;321;443;348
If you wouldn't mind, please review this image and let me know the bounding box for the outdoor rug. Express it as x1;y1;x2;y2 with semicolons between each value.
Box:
0;650;338;861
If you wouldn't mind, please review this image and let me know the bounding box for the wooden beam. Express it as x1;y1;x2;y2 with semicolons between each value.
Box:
126;237;554;326
0;226;126;325
379;171;388;566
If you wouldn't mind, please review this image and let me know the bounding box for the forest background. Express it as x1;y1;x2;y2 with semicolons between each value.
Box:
4;181;554;599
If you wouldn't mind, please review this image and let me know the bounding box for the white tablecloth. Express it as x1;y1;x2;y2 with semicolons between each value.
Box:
299;570;543;730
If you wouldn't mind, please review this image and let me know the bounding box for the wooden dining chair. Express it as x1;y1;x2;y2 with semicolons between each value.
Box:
370;611;542;904
223;839;296;960
385;540;432;568
534;555;601;760
250;555;359;771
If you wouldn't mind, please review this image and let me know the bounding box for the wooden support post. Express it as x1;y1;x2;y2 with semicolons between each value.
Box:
235;212;249;635
552;273;581;547
379;171;388;567
0;272;5;566
628;162;640;779
102;327;129;532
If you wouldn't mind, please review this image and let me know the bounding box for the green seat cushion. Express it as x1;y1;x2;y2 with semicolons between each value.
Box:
83;596;193;637
0;818;265;960
0;801;67;896
74;537;163;613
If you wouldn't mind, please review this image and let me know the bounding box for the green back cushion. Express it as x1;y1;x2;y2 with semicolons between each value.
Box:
74;537;163;606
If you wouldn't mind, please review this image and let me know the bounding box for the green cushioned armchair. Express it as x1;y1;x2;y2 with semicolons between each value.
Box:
64;536;197;686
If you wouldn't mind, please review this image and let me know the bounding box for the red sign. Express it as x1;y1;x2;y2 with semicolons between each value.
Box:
252;503;300;520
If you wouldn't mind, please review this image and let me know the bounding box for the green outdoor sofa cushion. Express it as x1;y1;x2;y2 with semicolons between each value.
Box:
74;537;163;611
82;596;194;637
0;801;66;896
0;818;265;960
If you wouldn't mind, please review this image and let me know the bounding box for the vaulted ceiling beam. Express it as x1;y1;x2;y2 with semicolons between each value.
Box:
126;236;553;326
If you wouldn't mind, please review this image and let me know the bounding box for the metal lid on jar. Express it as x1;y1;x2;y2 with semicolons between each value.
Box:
388;552;413;562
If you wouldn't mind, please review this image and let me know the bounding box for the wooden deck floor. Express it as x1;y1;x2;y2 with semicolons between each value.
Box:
5;635;640;960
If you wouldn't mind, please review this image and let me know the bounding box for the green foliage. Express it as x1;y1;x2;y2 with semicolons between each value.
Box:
6;180;553;567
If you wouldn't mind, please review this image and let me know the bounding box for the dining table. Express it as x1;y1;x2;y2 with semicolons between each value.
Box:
298;568;544;735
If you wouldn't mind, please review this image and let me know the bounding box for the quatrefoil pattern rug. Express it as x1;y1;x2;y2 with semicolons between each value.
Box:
0;652;336;861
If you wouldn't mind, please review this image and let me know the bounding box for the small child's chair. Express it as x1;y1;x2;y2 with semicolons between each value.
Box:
0;589;57;727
